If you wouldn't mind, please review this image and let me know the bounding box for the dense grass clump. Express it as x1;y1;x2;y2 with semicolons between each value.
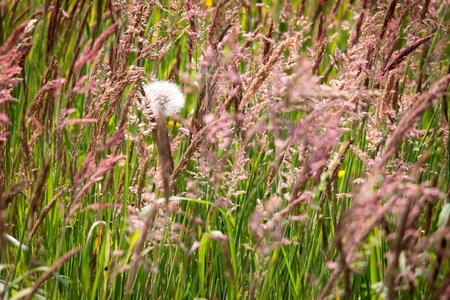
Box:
0;0;449;299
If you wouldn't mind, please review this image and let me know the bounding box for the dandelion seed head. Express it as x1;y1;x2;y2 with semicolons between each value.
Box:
142;80;184;117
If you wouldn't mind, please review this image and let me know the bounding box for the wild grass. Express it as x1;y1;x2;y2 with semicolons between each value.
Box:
0;0;449;299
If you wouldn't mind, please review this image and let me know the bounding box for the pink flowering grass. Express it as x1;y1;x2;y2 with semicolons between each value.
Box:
0;0;449;299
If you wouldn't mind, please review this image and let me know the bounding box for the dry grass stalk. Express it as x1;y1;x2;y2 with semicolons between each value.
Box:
28;158;51;228
0;181;26;250
238;34;294;112
28;187;66;242
376;70;396;122
24;247;81;300
125;200;159;294
382;74;450;164
383;34;434;75
379;0;397;40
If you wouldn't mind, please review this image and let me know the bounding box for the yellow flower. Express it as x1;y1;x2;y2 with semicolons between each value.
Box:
168;120;175;127
205;0;213;7
338;170;345;178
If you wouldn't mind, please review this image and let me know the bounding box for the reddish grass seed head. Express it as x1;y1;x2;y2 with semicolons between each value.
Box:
142;80;184;117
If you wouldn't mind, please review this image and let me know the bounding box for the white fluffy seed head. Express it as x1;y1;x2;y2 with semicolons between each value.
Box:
142;81;185;117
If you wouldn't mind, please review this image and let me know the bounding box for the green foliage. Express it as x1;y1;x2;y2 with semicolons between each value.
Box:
0;0;449;299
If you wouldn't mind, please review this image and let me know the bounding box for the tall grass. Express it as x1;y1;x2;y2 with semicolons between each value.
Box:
0;0;449;299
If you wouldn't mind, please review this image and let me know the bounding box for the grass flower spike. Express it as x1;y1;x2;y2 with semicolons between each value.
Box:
2;1;450;299
142;80;184;117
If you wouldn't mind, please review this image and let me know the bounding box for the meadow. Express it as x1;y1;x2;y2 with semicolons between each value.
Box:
0;0;449;299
